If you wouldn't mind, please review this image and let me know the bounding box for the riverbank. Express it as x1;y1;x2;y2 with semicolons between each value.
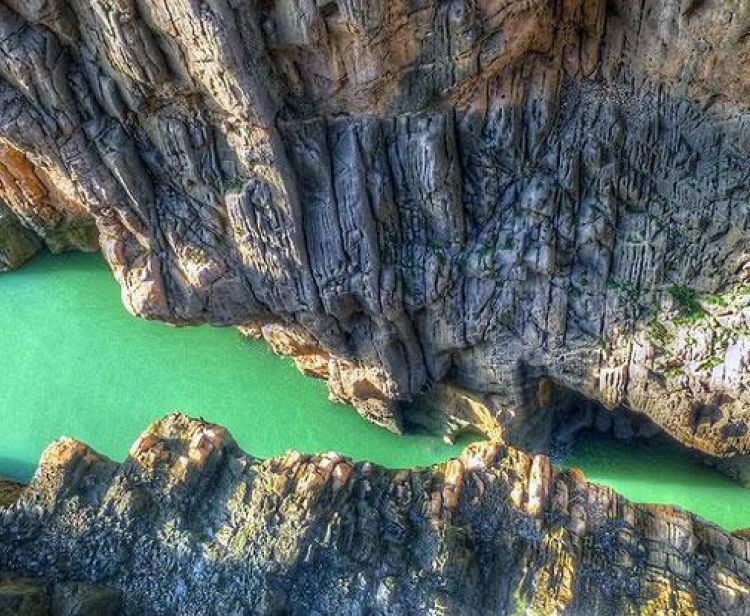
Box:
0;251;472;481
4;251;750;531
566;431;750;530
2;413;748;615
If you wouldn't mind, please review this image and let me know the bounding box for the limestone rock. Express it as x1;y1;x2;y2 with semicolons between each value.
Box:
0;144;97;256
1;1;750;455
1;413;750;614
0;202;39;271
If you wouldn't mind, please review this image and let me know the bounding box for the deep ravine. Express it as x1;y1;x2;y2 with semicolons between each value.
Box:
4;250;750;532
0;250;473;480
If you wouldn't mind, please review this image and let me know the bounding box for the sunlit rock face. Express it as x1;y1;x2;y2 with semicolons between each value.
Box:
0;142;97;253
0;140;97;269
1;0;750;449
3;413;750;614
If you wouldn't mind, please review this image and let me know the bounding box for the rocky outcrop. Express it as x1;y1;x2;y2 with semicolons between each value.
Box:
0;143;97;258
0;202;39;271
0;480;22;509
0;575;122;616
1;1;750;455
0;138;98;270
1;413;749;615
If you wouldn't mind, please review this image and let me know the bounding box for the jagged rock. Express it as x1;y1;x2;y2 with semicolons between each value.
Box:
0;575;122;616
0;143;98;257
242;321;404;429
1;413;749;615
1;2;750;455
0;480;22;508
0;202;39;271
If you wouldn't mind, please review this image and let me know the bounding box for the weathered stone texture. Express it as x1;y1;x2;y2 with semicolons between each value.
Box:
0;575;122;616
0;143;97;256
0;480;22;509
0;201;39;271
2;414;749;615
1;0;750;453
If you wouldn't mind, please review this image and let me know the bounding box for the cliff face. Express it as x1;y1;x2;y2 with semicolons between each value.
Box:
0;576;122;616
1;413;749;615
1;0;750;452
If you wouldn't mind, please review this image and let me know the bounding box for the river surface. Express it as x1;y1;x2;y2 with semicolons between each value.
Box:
567;432;750;530
2;251;750;530
0;251;472;481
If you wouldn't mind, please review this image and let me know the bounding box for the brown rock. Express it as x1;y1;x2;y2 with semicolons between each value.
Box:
0;413;747;615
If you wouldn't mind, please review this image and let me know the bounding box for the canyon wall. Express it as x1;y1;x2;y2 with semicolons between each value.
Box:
2;413;750;615
1;0;750;454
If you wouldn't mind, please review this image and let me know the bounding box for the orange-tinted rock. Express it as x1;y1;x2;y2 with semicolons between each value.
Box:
0;144;97;256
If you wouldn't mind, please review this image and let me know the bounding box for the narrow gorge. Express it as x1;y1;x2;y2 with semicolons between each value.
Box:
2;0;750;613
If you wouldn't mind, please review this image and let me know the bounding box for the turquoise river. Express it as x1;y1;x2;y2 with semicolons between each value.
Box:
2;251;750;530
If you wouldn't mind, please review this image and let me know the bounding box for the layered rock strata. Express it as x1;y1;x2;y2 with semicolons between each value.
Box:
0;143;98;259
0;139;98;270
1;413;749;615
1;1;750;455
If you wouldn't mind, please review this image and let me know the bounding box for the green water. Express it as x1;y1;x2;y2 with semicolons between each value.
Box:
4;252;750;531
568;432;750;530
0;251;472;482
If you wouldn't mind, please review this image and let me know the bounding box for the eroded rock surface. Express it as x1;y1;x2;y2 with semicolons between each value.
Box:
0;143;97;257
1;1;750;452
0;480;22;509
0;201;39;271
1;413;749;615
0;575;122;616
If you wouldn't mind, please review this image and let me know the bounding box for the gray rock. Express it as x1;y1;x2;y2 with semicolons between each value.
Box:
1;0;750;457
1;413;748;615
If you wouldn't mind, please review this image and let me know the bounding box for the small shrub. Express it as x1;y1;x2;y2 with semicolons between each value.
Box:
648;320;673;346
669;285;705;324
700;356;723;371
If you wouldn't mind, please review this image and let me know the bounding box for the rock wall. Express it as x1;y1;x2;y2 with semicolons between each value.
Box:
0;202;39;271
2;413;749;615
0;480;22;509
0;143;97;257
1;0;750;454
0;575;121;616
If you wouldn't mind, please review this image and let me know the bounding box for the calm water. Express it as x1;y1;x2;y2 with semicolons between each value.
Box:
568;432;750;530
0;251;472;482
3;252;750;530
